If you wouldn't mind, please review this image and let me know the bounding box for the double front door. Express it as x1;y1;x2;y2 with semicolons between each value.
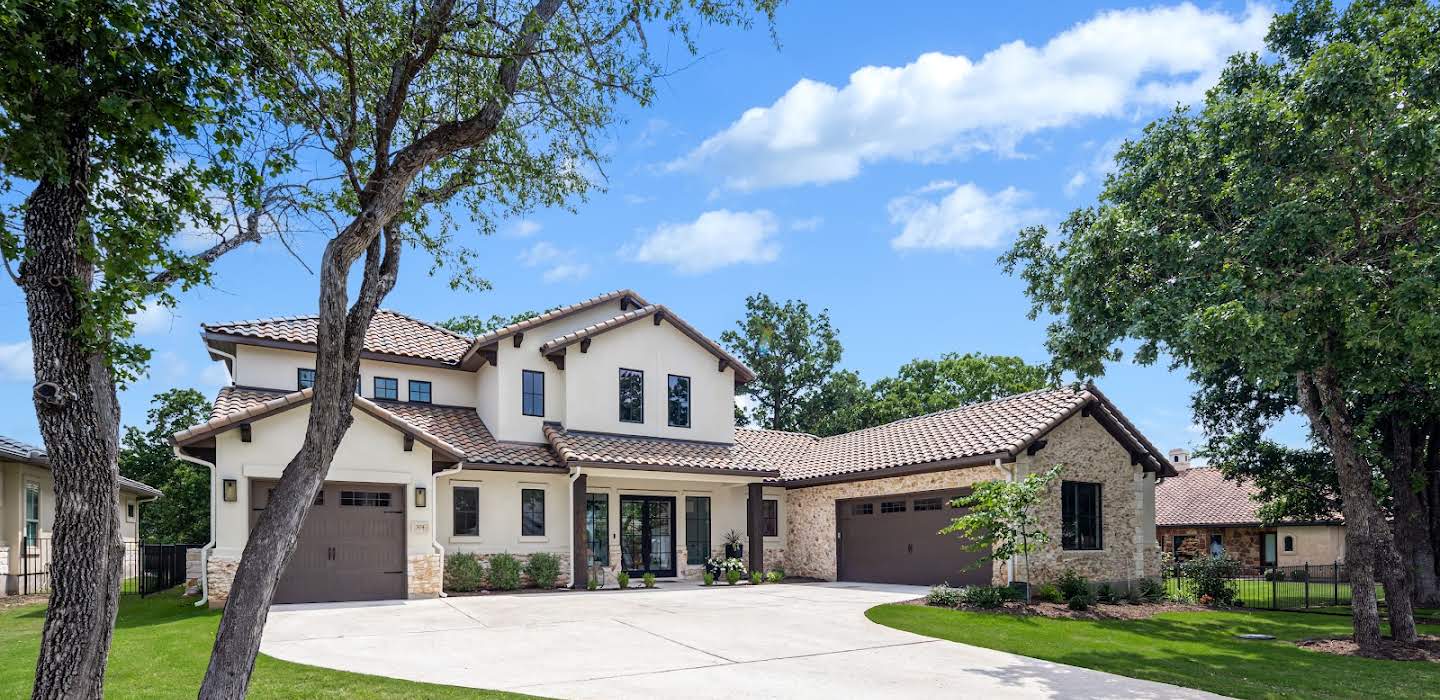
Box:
620;495;675;577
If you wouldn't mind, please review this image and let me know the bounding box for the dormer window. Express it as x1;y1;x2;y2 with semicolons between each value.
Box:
667;374;691;428
297;368;316;390
522;370;545;417
373;377;398;401
618;368;644;423
409;380;432;403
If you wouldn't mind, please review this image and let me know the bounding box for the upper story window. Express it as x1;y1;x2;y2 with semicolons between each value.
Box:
373;377;398;401
521;370;544;417
297;368;316;390
667;374;691;428
618;368;644;423
1061;481;1103;551
409;380;432;403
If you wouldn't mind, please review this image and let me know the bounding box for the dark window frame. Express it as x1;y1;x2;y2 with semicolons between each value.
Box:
761;499;778;537
1061;481;1103;551
373;376;399;401
852;502;874;516
1283;535;1295;552
913;497;943;512
586;493;609;565
521;370;545;417
521;488;545;537
686;496;711;564
340;490;391;507
667;374;691;428
453;485;479;537
618;368;644;424
408;380;432;403
880;500;906;514
297;367;316;390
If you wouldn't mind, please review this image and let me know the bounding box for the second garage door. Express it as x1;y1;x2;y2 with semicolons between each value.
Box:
837;488;990;587
250;480;407;604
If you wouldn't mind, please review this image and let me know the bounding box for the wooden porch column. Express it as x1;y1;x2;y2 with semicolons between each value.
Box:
572;472;588;589
747;482;764;573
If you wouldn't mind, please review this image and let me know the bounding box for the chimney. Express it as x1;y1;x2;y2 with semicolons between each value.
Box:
1167;448;1191;472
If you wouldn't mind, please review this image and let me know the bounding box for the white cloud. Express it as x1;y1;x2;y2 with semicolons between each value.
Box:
671;3;1270;191
518;241;591;284
0;341;33;382
790;216;824;232
888;182;1045;251
128;304;175;335
630;210;781;274
507;220;543;237
1065;137;1127;196
200;361;232;388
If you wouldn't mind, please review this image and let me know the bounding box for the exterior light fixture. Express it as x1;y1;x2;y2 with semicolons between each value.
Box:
222;478;238;502
415;486;427;508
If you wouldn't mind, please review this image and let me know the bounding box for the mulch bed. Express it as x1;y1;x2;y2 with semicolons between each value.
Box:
908;598;1209;620
0;594;48;612
1297;634;1440;662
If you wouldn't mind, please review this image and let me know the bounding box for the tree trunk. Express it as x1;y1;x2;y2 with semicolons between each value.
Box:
20;131;129;698
1296;369;1415;653
200;227;400;698
1385;418;1440;607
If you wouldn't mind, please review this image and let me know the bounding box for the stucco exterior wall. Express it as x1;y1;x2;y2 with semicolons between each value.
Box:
1277;525;1346;566
561;318;737;444
435;470;572;559
232;345;476;407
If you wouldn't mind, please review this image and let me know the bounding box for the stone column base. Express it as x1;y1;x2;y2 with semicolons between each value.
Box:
409;554;442;597
205;555;240;609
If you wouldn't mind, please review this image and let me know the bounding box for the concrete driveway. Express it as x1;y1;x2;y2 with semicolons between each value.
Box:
260;582;1222;699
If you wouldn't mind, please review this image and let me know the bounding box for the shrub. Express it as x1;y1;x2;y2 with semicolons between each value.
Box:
444;553;485;592
1263;568;1282;581
1056;568;1090;600
488;553;522;591
642;572;656;588
1033;583;1063;603
766;570;783;583
1289;568;1309;582
1067;593;1094;611
926;584;963;608
725;569;742;585
1180;555;1240;606
524;552;561;589
959;586;1008;609
617;571;630;589
586;576;599;591
750;571;763;585
1095;583;1116;603
1135;577;1164;602
703;571;715;586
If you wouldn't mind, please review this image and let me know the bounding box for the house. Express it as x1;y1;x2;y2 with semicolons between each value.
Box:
1155;449;1345;571
1;435;163;596
172;289;1175;607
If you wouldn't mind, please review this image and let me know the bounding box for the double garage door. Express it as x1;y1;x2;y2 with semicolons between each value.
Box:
250;480;406;604
837;488;989;587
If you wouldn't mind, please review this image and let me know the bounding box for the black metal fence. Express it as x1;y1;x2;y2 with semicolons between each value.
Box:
21;537;194;597
1163;560;1361;613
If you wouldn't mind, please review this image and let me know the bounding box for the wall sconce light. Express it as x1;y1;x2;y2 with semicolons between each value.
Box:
415;486;427;508
222;478;238;502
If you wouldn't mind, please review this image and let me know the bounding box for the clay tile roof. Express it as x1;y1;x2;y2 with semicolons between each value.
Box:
1156;467;1264;526
537;304;756;383
203;309;472;365
191;387;558;468
0;435;163;497
462;289;649;352
543;424;780;476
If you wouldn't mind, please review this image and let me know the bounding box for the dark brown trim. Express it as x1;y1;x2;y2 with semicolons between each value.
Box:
458;462;568;474
783;452;1011;489
544;350;565;370
1025;439;1048;456
747;482;764;573
203;332;462;370
567;460;778;478
403;434;415;452
512;332;524;348
579;338;591;353
572;472;588;589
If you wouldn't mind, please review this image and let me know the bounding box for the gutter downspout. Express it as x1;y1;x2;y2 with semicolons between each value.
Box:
431;463;466;598
173;445;216;607
997;457;1017;585
206;343;237;386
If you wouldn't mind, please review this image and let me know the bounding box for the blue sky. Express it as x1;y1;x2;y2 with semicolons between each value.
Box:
0;0;1303;453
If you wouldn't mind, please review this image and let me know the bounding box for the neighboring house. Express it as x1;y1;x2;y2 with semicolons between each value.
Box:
1;435;163;596
172;289;1176;607
1155;449;1345;571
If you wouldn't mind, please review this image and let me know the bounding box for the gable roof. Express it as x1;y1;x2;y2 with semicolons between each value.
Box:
458;289;650;368
1155;467;1263;526
203;309;472;367
536;304;756;383
0;435;163;498
187;387;558;468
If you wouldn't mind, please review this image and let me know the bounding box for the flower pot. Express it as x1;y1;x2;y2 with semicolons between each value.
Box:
725;544;744;560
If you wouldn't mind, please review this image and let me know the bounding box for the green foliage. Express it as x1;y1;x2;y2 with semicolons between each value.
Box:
437;310;548;336
1056;569;1091;601
722;293;844;432
725;569;742;585
766;570;783;584
1135;578;1164;603
750;571;763;585
617;572;630;590
1289;568;1310;582
1034;583;1064;603
1182;557;1241;607
487;554;521;591
926;584;963;608
941;466;1062;577
444;554;485;592
862;353;1053;428
1066;593;1094;611
586;576;599;591
958;586;1008;609
523;552;561;589
642;572;656;589
119;389;212;543
1095;583;1116;604
702;572;715;586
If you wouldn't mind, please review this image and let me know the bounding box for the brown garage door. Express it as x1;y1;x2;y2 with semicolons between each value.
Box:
250;480;406;604
837;488;990;587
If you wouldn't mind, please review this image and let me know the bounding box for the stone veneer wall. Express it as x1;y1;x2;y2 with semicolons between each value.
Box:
785;465;1007;582
784;412;1161;586
1157;525;1271;570
409;553;442;597
206;554;239;608
207;551;461;607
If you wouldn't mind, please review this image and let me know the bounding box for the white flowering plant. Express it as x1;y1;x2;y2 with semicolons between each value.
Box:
704;555;746;578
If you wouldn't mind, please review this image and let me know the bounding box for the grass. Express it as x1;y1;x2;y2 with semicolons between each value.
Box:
867;603;1440;700
0;590;539;699
1165;577;1377;610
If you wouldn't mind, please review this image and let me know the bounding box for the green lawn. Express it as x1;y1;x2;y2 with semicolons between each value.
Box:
867;604;1440;700
1165;577;1377;610
0;590;538;699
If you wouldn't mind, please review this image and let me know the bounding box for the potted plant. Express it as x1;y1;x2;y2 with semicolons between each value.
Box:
723;529;744;560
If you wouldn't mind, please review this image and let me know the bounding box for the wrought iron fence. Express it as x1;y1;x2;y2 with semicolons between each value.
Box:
21;537;195;597
1162;560;1363;613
